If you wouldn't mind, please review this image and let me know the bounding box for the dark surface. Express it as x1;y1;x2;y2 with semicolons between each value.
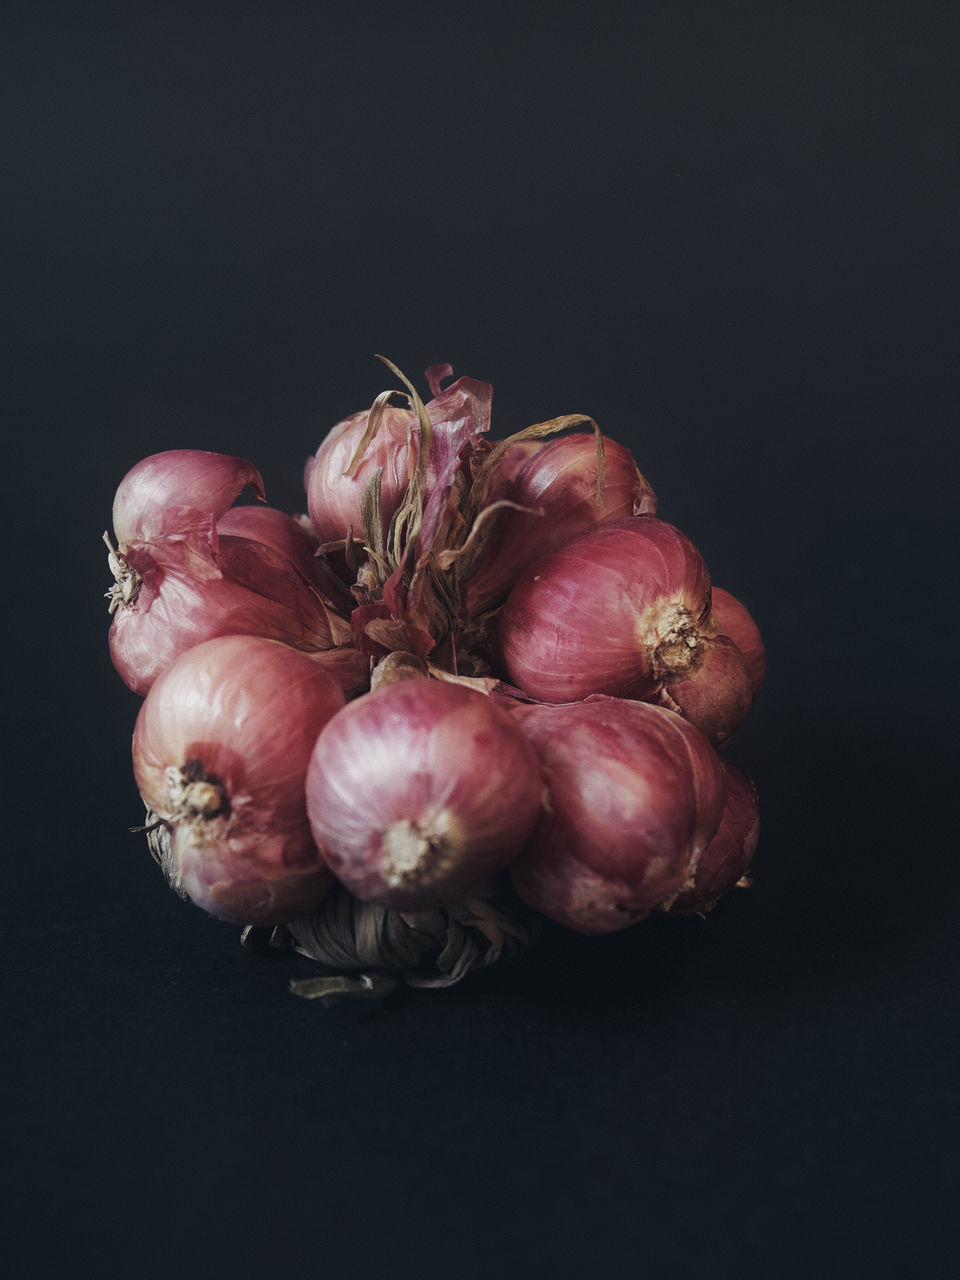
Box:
5;3;957;1277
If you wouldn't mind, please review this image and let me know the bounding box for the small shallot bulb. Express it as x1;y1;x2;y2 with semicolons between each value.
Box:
709;587;766;694
668;760;759;916
507;698;725;935
305;679;543;909
497;516;754;745
462;434;657;617
305;405;415;546
132;636;345;925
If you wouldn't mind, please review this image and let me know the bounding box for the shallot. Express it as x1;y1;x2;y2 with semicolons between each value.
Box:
507;697;725;934
133;635;345;925
305;679;543;909
667;759;759;915
497;516;754;744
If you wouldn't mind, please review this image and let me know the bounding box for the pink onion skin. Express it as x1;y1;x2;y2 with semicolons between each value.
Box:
709;588;766;694
306;405;415;546
113;450;264;546
108;537;339;697
132;636;345;925
668;760;759;915
462;434;658;618
305;679;544;909
507;698;725;935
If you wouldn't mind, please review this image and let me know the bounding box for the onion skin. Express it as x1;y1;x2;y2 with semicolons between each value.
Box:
668;760;759;915
113;450;264;546
709;588;766;694
507;698;725;935
305;679;543;909
497;516;753;744
306;405;415;547
132;636;345;925
461;434;657;617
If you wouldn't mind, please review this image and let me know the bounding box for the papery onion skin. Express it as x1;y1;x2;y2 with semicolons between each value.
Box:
461;434;658;618
132;636;345;925
108;537;340;697
668;760;759;915
305;679;543;909
113;449;264;546
507;697;725;935
709;588;766;694
306;405;415;547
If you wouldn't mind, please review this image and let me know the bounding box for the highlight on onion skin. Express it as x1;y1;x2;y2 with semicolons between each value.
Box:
667;760;759;916
506;697;725;935
132;636;346;925
305;679;544;910
461;433;658;618
709;587;766;694
496;516;754;745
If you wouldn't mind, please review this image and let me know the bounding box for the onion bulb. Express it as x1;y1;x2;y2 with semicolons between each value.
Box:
507;697;725;934
132;636;345;925
709;587;766;694
667;759;759;915
305;679;543;908
497;516;754;744
462;433;657;617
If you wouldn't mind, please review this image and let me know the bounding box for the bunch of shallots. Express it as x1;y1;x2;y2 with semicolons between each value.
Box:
106;360;763;999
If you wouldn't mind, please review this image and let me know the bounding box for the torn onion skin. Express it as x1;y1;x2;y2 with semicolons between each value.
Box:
496;516;754;745
461;433;658;618
132;636;345;925
507;697;725;935
667;760;759;916
305;679;543;910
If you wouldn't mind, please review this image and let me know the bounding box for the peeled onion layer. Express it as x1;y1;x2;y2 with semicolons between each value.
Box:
668;758;759;916
497;516;754;744
305;679;543;910
132;635;346;925
507;697;725;935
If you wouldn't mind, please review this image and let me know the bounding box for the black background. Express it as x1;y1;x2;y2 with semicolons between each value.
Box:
5;3;957;1277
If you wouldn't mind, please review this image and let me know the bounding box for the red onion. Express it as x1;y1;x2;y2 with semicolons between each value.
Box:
305;679;543;909
507;697;725;934
113;449;263;546
132;635;345;925
461;434;657;617
497;516;754;744
306;404;416;547
668;760;759;915
709;587;766;694
107;535;343;696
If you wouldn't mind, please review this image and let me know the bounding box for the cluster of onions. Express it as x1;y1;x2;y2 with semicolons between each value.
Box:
107;358;763;997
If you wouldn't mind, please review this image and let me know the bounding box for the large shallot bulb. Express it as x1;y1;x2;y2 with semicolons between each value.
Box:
461;433;657;617
305;679;543;909
667;759;759;915
132;636;345;925
497;516;754;744
507;697;725;934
